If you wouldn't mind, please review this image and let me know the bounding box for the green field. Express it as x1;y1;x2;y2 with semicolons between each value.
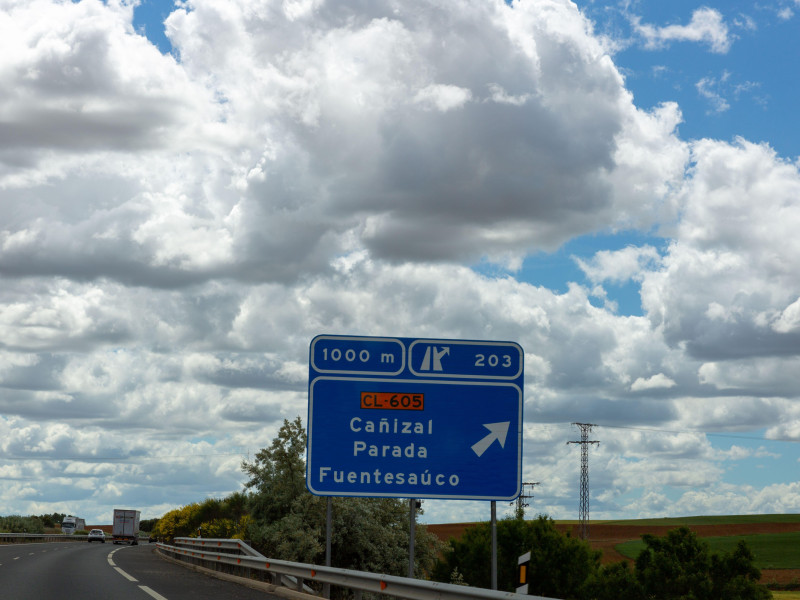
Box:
616;531;800;570
598;514;800;527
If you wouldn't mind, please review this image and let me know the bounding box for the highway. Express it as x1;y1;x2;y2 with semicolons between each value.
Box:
0;540;285;599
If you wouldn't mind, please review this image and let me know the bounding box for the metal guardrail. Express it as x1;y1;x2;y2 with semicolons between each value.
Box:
0;533;87;543
157;537;558;600
173;536;264;556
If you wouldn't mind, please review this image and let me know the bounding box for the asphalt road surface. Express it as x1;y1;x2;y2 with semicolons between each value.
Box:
0;540;286;600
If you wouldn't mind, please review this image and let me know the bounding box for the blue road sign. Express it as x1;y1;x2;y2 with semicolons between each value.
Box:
307;335;524;500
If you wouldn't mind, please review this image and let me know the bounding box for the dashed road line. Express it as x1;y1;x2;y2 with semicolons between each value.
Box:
115;566;138;582
107;547;170;599
139;586;169;600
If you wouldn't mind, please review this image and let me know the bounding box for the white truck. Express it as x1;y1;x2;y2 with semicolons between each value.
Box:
61;516;86;535
112;509;141;545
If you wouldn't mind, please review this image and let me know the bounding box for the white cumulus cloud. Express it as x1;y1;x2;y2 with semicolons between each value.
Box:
632;7;732;53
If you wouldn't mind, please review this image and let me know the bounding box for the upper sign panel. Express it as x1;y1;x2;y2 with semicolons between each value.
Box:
310;335;523;379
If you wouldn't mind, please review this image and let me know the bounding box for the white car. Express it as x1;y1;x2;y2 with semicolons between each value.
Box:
87;529;106;543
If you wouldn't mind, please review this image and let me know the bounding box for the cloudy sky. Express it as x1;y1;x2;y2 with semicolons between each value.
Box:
1;0;800;527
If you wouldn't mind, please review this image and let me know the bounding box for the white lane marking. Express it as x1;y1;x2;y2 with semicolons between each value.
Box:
139;586;169;600
107;547;121;566
114;566;138;582
13;557;19;560
106;545;168;599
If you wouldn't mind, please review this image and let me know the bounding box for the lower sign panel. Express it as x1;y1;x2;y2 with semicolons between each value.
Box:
307;377;522;500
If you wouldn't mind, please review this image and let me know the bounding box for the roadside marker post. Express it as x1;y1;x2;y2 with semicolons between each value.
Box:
517;551;531;594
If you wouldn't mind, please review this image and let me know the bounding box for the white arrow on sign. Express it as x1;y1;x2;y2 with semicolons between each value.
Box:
471;421;510;457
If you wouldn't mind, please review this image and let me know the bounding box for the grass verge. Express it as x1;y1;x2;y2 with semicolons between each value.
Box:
601;514;800;527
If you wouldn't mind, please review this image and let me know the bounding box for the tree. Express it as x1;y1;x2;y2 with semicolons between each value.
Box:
150;496;252;540
632;527;771;600
139;518;159;533
240;416;443;578
151;503;202;539
433;515;600;597
710;541;771;600
29;513;65;529
583;561;644;600
433;521;770;600
241;416;307;525
636;527;713;599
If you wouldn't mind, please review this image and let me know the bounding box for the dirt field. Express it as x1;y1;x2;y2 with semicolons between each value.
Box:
425;521;800;585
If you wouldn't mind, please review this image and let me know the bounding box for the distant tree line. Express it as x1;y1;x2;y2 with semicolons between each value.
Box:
0;513;159;533
36;512;68;528
139;518;158;532
0;515;47;534
145;416;771;600
434;517;771;599
0;513;84;533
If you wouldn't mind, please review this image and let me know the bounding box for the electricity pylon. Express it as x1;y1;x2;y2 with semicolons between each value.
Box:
511;482;539;518
567;423;599;540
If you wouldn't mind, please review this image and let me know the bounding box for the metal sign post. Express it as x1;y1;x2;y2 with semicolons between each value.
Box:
409;498;416;579
491;501;498;590
324;497;332;599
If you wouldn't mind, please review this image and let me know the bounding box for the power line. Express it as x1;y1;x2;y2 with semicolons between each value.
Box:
527;421;799;446
595;423;794;444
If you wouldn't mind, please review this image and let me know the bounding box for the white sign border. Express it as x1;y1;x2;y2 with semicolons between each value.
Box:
307;375;523;501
